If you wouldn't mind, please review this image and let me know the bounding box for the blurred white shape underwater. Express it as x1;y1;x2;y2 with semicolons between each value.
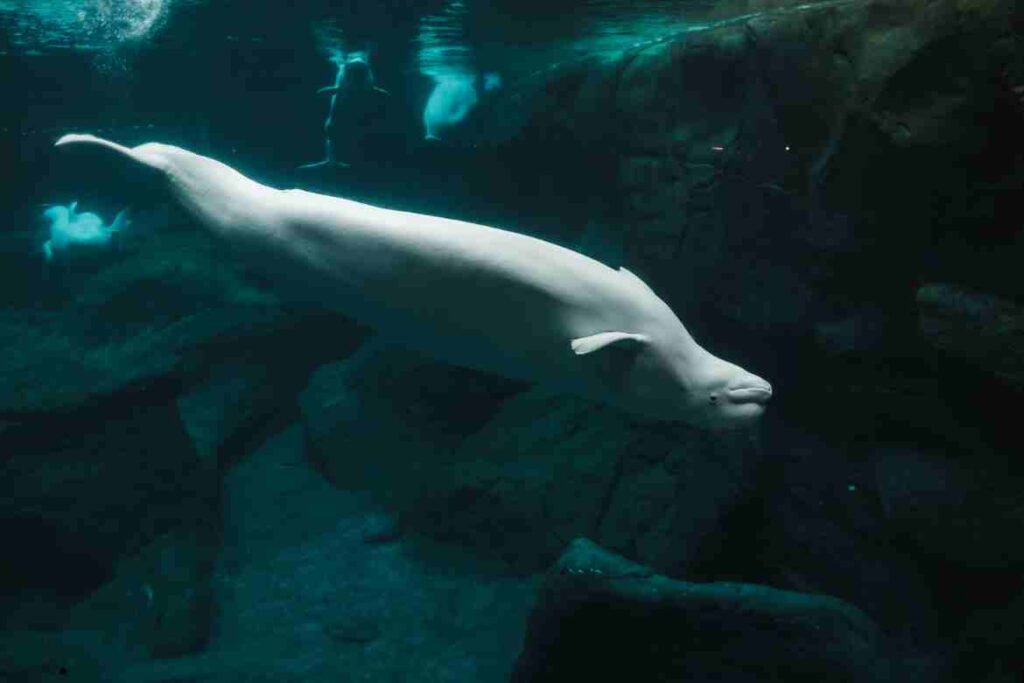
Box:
0;0;175;53
41;201;128;262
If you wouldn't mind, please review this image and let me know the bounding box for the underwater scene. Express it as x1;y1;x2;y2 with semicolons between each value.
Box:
2;0;1023;680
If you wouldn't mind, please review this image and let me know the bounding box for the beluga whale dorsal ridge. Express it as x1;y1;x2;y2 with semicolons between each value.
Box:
53;133;772;429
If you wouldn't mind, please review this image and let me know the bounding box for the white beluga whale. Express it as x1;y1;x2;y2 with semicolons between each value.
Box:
41;201;128;261
54;133;772;429
422;71;501;141
300;50;390;170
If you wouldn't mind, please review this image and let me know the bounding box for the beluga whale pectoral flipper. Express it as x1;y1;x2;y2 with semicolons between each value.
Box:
53;133;772;429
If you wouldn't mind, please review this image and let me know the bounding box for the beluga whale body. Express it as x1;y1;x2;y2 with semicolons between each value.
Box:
54;134;772;429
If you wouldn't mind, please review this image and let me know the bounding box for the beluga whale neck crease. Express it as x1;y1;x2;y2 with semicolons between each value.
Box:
54;133;772;429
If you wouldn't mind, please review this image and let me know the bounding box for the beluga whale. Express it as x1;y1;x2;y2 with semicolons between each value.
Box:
53;134;772;429
421;71;501;141
41;201;128;261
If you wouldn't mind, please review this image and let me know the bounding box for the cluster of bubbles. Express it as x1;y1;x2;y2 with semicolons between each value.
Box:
82;0;171;77
78;0;168;43
0;1;172;72
1;0;171;51
311;19;345;64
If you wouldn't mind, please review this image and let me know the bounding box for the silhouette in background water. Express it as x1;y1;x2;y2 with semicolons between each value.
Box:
41;201;128;262
422;71;502;141
300;50;391;170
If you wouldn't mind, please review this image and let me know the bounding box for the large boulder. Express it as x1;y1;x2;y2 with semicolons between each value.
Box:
175;359;277;465
299;341;757;577
0;229;284;416
954;586;1024;682
745;423;945;654
176;310;365;468
403;387;758;575
512;538;893;682
0;222;364;668
64;525;218;660
874;446;1024;571
298;338;524;495
116;425;535;682
916;283;1024;389
0;399;215;610
0;628;117;682
1;222;364;422
0;399;220;673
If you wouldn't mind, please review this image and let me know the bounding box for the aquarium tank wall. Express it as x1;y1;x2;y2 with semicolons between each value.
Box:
1;0;1023;681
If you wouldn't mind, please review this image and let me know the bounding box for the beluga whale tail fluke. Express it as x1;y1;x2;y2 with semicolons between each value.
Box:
55;134;166;177
53;133;772;429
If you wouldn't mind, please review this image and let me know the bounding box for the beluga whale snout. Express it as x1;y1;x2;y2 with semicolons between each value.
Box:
725;377;773;405
53;133;773;430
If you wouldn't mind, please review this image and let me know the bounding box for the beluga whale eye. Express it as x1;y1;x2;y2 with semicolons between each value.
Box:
709;393;718;403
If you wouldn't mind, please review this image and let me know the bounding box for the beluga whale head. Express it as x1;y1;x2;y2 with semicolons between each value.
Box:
578;331;773;430
572;271;772;429
676;351;773;429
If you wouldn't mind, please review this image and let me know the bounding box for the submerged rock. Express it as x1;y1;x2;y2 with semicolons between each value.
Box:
512;538;891;682
300;345;756;577
299;338;523;495
65;526;217;660
874;446;1024;571
0;399;215;610
176;311;363;466
954;586;1024;682
916;283;1024;389
0;629;113;682
404;387;757;575
813;308;887;355
749;424;944;649
119;425;534;683
176;359;276;464
0;230;284;416
0;400;220;673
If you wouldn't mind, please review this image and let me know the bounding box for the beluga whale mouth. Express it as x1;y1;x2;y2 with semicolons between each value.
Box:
724;378;773;405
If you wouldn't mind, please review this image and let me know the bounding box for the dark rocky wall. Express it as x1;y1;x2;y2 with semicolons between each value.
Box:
478;0;1024;678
